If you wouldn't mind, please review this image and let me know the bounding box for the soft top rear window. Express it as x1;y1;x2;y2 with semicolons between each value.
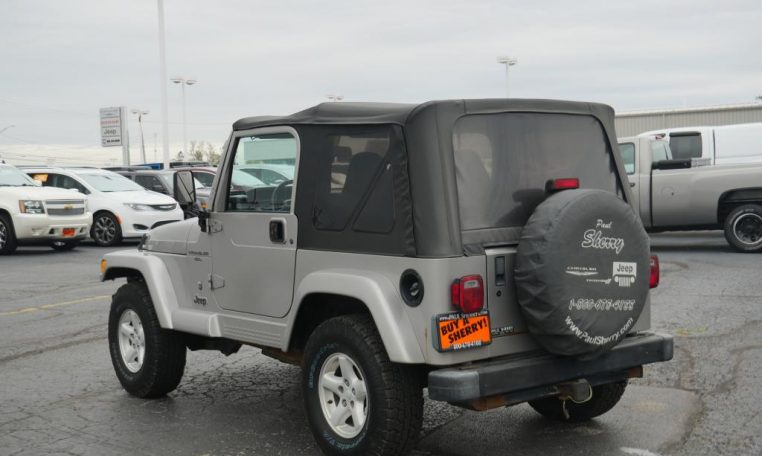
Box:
453;112;619;233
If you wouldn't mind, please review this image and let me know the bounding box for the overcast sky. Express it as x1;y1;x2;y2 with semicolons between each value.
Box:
1;0;760;165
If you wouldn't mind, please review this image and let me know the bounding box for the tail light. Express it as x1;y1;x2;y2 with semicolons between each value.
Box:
649;255;660;289
451;275;484;313
546;177;580;193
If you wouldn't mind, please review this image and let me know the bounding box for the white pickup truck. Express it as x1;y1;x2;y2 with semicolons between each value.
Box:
618;136;762;252
0;164;92;254
641;122;762;165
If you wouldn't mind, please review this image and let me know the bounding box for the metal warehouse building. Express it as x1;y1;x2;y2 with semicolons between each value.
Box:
615;102;762;137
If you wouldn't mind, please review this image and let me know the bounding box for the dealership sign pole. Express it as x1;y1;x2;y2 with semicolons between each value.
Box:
100;106;130;165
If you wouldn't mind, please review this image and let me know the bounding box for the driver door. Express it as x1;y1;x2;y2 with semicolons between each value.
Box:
209;127;299;318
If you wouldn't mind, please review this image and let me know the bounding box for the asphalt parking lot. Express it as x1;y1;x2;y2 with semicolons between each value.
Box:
0;232;760;456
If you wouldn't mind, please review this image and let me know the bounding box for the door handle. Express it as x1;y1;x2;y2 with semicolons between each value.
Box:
630;182;636;187
269;219;285;244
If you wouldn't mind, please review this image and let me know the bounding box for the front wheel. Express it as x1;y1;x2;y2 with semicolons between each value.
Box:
724;204;762;253
91;212;122;247
529;380;627;422
0;213;18;255
108;281;187;398
302;315;423;456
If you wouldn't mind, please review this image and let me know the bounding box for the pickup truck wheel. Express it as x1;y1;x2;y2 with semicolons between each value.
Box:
724;204;762;253
528;380;627;422
50;240;80;251
91;211;122;247
302;314;423;456
0;213;18;255
108;281;186;398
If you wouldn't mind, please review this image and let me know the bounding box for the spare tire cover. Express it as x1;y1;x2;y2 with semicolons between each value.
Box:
514;189;650;358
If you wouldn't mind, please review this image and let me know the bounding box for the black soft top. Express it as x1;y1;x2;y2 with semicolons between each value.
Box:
231;99;627;258
233;99;615;131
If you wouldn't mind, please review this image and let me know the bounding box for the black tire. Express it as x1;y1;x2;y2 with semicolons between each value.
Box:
108;281;186;398
723;204;762;253
50;240;80;251
529;381;627;422
302;314;423;456
0;213;18;255
91;211;122;247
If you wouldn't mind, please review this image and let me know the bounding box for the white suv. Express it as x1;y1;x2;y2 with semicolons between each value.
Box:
0;164;91;254
25;167;184;247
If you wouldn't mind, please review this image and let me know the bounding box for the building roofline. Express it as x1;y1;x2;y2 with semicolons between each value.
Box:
617;102;762;117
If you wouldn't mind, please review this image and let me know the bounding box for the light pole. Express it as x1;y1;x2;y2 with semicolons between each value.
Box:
131;109;149;163
157;0;170;170
326;94;344;102
496;56;518;98
171;77;197;158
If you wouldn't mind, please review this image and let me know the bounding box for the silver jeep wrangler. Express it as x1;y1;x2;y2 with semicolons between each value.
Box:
101;99;673;456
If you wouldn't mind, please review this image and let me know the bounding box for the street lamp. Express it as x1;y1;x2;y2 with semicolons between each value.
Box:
131;110;149;163
496;56;518;98
326;94;344;102
170;76;197;157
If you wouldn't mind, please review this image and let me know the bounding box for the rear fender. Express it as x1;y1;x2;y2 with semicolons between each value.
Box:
101;249;178;329
285;270;425;364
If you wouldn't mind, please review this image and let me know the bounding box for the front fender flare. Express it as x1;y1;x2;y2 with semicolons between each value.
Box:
286;270;426;364
101;249;179;329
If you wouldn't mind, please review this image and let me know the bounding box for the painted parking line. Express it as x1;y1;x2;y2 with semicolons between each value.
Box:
0;295;110;317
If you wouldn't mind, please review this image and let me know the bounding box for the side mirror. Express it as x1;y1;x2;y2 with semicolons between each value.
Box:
173;171;197;206
32;180;42;187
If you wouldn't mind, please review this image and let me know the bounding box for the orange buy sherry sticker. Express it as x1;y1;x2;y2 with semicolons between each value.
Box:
436;310;491;352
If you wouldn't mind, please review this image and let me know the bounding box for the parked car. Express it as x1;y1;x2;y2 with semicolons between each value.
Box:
0;163;91;253
24;167;183;247
101;100;672;456
640;122;762;165
618;135;762;252
113;168;207;217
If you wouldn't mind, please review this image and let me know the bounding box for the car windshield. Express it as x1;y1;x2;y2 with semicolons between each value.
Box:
239;165;294;185
232;169;266;187
78;172;144;192
0;166;38;186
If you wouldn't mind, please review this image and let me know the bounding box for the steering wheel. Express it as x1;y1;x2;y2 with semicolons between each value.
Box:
271;179;294;211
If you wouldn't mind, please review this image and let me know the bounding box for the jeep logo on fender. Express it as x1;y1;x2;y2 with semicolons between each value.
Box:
581;229;625;254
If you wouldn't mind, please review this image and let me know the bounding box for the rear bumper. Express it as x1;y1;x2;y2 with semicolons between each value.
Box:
428;332;673;403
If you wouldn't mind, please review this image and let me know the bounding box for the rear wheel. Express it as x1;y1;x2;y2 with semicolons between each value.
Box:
0;213;18;255
724;204;762;253
529;381;627;422
108;281;186;398
91;211;122;247
51;240;80;251
302;314;423;456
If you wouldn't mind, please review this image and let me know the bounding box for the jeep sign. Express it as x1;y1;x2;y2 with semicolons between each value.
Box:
99;107;124;147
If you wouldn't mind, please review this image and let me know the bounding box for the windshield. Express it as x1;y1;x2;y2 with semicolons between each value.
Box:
0;166;38;186
232;169;266;187
78;172;144;192
453;113;619;232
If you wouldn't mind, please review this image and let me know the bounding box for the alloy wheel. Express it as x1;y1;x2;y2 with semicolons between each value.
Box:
317;352;369;439
733;213;762;246
94;215;116;244
117;309;145;373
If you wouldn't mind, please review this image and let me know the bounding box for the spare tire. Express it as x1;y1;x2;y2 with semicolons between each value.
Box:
514;189;650;358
